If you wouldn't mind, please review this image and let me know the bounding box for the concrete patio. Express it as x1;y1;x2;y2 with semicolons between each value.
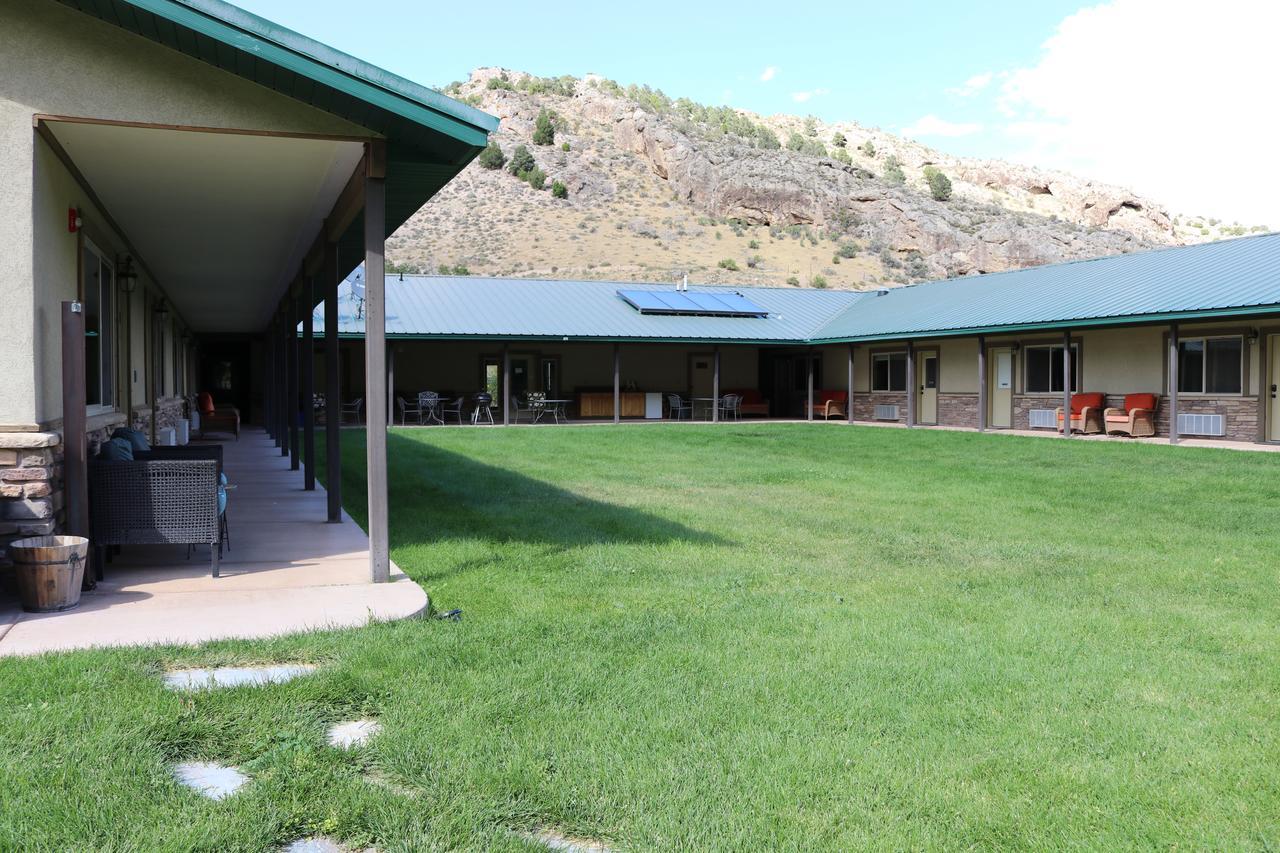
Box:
0;429;427;656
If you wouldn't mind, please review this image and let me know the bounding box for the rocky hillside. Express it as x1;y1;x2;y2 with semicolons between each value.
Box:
386;69;1257;290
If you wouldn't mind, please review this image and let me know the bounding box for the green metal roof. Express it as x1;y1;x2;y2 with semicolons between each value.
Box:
57;0;498;269
812;232;1280;341
314;234;1280;344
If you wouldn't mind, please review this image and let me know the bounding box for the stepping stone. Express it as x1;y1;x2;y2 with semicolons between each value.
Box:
327;719;381;749
282;838;374;853
522;828;612;853
172;761;247;800
164;664;315;691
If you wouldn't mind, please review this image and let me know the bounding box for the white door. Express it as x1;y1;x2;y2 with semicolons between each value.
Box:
989;348;1013;428
1269;336;1280;441
918;353;938;424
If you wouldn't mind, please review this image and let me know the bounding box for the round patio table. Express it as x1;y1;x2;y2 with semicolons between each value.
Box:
692;396;720;420
537;399;572;424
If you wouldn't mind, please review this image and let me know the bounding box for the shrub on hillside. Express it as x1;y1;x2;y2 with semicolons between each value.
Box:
832;131;847;148
525;166;547;190
533;109;556;146
486;76;514;91
551;180;568;199
507;144;535;177
786;132;806;152
883;155;905;186
786;275;800;286
923;165;953;201
478;142;506;170
811;274;828;289
561;141;570;152
860;140;876;157
717;258;739;271
832;148;852;165
756;127;781;150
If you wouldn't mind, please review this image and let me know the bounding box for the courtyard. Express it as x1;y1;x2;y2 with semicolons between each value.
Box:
1;424;1277;849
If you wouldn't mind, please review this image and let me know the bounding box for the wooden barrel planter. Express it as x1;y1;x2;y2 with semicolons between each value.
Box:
9;535;88;612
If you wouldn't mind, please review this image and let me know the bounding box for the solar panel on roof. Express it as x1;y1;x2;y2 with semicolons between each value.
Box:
617;289;768;318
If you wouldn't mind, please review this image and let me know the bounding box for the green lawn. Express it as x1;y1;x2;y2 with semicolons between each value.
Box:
3;424;1279;850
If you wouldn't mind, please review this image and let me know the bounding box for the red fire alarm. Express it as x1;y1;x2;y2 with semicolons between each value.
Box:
68;207;81;233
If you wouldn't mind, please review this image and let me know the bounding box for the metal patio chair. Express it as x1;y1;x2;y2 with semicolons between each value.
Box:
340;397;364;424
717;393;742;421
667;393;693;420
397;395;424;425
442;396;465;425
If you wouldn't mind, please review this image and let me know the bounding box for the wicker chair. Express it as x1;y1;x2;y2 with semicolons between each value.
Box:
1105;393;1160;437
803;390;848;420
89;458;222;577
197;391;240;440
1054;392;1106;434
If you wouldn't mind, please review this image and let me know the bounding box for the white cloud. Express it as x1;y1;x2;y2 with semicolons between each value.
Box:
759;66;778;82
790;88;829;103
946;71;994;97
901;114;982;138
996;0;1280;225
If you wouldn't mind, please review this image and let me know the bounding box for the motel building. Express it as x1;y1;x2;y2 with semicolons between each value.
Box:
1;0;1279;652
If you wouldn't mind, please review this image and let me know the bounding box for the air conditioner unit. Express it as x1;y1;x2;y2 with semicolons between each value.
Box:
1028;409;1057;429
1177;412;1225;437
157;427;177;446
874;404;899;421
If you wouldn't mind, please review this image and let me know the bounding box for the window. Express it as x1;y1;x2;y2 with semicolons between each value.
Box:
872;352;907;392
1177;336;1242;394
82;241;114;409
1024;344;1078;393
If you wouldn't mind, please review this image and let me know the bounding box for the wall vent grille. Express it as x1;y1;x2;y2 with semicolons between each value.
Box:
1177;412;1225;436
874;404;900;421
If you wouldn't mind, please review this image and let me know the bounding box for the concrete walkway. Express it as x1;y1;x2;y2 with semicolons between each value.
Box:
0;429;426;657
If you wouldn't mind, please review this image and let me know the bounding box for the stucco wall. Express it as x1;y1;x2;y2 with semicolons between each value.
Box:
1;0;371;425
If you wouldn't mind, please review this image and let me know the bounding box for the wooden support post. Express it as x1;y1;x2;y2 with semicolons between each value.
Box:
906;341;916;427
977;335;987;431
502;344;511;426
289;295;300;470
264;324;274;440
712;345;720;423
847;344;855;425
1169;322;1180;445
302;278;316;490
364;168;390;583
324;243;342;522
386;343;395;427
806;349;815;421
277;315;288;457
62;301;92;588
613;343;621;424
1062;329;1072;438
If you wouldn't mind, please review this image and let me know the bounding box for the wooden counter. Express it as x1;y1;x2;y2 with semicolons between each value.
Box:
578;391;647;418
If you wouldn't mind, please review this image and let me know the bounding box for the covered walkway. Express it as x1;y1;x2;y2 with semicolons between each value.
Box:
0;429;426;657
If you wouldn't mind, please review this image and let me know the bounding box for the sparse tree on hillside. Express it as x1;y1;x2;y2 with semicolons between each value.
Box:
757;127;781;150
832;148;852;165
786;132;806;152
533;109;556;146
860;139;876;157
832;131;847;148
883;155;905;186
803;116;819;137
507;144;536;177
923;165;953;201
478;142;506;170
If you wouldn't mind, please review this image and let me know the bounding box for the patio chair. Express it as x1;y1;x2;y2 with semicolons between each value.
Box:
1104;393;1160;437
803;390;847;420
510;392;544;423
340;397;364;425
417;391;443;424
196;391;240;439
726;389;769;417
442;396;465;425
397;395;424;425
667;393;693;420
717;393;742;421
1055;392;1105;434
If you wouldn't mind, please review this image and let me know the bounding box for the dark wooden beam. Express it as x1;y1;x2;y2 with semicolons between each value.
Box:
712;346;720;423
277;311;288;457
302;278;316;491
847;344;854;425
364;171;390;583
502;344;511;426
62;301;92;587
1169;323;1180;445
1062;329;1072;438
289;294;301;470
264;322;275;440
906;341;916;428
977;335;987;431
807;349;814;422
324;243;342;522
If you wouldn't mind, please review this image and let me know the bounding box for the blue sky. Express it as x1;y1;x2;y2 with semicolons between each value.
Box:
234;0;1278;224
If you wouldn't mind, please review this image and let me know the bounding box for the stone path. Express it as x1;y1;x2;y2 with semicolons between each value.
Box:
172;762;248;800
164;664;316;691
327;720;381;749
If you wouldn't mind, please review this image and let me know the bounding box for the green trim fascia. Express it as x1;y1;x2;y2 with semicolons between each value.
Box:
810;304;1280;344
327;333;808;346
121;0;495;147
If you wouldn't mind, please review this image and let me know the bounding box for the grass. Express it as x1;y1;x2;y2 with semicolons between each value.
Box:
2;424;1279;850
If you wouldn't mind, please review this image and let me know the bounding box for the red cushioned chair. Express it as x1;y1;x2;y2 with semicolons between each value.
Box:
803;390;848;420
198;391;241;440
725;389;770;417
1055;392;1105;434
1104;393;1159;437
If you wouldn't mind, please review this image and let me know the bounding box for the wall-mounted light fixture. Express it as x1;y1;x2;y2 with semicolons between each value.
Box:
117;255;138;293
1248;329;1259;345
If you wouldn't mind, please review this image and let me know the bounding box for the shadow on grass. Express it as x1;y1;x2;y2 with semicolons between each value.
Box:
336;433;727;569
